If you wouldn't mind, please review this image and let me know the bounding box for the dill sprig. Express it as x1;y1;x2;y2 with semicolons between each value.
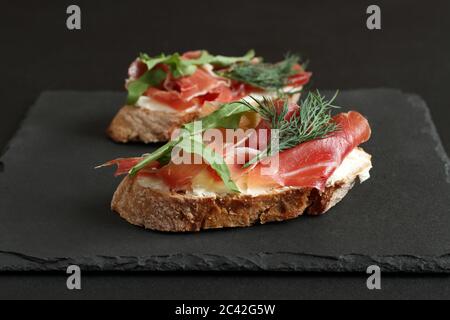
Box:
224;54;302;90
242;91;340;167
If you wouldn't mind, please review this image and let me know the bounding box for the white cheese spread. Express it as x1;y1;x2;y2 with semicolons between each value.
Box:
137;148;372;197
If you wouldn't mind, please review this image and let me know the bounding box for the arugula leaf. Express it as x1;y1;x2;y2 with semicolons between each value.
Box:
175;136;240;193
184;102;252;133
129;131;240;192
139;53;196;78
126;68;167;105
185;50;255;67
138;50;255;79
128;101;253;192
128;139;179;176
139;53;169;70
127;50;255;105
210;50;256;66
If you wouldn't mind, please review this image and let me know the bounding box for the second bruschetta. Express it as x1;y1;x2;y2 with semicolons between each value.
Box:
107;50;311;143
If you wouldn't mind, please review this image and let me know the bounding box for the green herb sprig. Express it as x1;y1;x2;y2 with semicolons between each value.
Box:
223;54;302;90
241;91;340;167
127;91;339;191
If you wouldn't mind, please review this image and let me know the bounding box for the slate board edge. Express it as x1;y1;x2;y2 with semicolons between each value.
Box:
0;93;42;173
407;94;450;183
2;251;450;273
1;89;450;273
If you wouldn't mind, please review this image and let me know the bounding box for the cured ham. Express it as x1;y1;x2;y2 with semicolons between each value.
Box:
288;71;312;87
287;64;312;87
172;68;228;102
144;68;233;111
102;158;158;177
100;158;144;177
186;110;369;192
105;104;371;193
144;88;197;110
182;51;203;60
128;59;148;81
246;111;371;191
130;51;312;112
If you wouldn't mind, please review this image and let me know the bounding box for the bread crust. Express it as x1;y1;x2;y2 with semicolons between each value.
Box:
107;105;200;143
111;175;357;232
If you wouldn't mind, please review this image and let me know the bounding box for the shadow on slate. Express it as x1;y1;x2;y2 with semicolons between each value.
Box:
0;89;449;273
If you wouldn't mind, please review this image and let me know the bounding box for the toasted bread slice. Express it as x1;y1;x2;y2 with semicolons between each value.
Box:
107;94;301;144
111;175;355;232
111;148;371;232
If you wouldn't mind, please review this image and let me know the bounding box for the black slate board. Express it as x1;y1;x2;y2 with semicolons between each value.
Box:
1;89;449;273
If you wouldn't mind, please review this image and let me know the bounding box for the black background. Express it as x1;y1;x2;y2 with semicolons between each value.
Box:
1;0;450;300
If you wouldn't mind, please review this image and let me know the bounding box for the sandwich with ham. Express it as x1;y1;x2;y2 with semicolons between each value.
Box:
107;50;311;143
101;91;372;232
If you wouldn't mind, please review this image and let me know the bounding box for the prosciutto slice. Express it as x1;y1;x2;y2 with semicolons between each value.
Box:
132;53;312;111
105;105;370;193
246;111;371;191
101;158;158;177
174;68;228;102
145;68;230;111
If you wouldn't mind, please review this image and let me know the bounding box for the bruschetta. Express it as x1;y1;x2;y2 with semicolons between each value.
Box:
101;91;372;232
107;50;311;143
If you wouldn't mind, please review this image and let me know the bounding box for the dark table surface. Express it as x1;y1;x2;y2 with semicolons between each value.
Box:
1;0;450;299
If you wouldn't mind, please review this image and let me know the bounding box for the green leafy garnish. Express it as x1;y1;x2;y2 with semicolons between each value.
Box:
223;54;301;90
140;52;196;78
175;136;240;192
126;50;255;104
139;50;255;77
127;91;339;192
179;50;256;68
184;102;252;133
241;91;339;167
126;68;167;105
129;140;179;176
128;102;253;192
